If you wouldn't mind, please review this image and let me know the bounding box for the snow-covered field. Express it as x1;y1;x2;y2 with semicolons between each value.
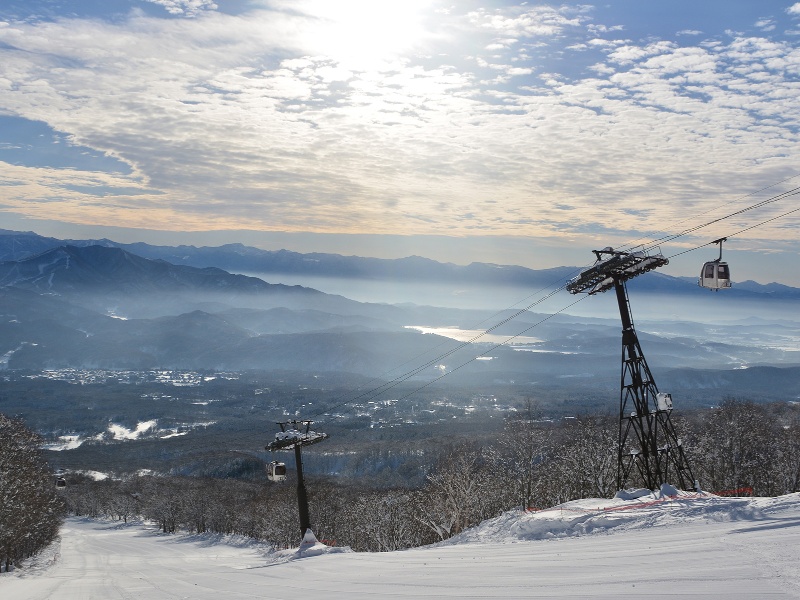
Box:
4;491;800;599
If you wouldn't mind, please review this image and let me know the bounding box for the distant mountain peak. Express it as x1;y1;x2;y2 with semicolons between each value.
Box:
0;229;798;299
0;244;292;296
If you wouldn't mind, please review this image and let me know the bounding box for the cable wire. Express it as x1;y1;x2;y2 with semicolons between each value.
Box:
308;178;800;430
308;284;571;422
667;202;800;260
316;293;589;427
615;175;800;254
640;186;800;255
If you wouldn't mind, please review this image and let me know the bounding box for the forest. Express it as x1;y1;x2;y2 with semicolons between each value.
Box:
32;398;800;555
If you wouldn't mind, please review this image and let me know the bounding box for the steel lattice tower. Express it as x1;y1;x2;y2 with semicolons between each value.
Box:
567;248;697;491
266;420;328;538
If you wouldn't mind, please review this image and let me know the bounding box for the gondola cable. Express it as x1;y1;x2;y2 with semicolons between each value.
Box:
614;176;800;255
665;202;800;261
308;284;572;422
304;282;573;419
636;186;800;256
47;177;800;470
315;293;589;428
309;181;800;427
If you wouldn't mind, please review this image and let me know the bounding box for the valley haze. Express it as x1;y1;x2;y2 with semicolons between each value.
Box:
0;229;798;465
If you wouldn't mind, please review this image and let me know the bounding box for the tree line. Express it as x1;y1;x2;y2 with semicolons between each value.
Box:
3;398;799;564
57;398;800;552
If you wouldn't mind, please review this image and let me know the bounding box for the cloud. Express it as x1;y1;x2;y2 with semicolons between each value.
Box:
755;18;777;32
467;5;588;38
788;3;800;16
588;24;625;34
143;0;218;17
608;41;678;65
0;2;797;246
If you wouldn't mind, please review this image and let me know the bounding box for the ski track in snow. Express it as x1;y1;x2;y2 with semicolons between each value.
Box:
2;493;800;599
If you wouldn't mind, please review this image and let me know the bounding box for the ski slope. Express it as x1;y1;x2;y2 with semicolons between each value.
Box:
4;491;800;599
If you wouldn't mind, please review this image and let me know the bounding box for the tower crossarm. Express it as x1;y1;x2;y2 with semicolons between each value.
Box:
566;247;668;295
266;420;329;451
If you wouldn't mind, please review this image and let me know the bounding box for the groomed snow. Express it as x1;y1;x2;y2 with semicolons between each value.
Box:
3;491;800;599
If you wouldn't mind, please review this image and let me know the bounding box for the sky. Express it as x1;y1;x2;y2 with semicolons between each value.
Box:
1;1;800;283
4;492;800;598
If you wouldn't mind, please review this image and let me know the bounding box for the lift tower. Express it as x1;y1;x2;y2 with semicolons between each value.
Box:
566;248;696;491
266;420;328;538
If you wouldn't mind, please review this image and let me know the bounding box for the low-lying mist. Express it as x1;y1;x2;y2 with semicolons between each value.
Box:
234;271;800;326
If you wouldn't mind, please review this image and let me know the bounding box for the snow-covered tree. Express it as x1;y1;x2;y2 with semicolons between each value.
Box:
690;399;777;495
774;413;800;494
415;443;506;541
0;413;65;572
528;414;617;505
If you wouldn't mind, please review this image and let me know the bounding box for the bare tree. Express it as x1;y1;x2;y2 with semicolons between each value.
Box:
494;399;553;510
525;414;617;506
415;443;505;541
691;399;776;495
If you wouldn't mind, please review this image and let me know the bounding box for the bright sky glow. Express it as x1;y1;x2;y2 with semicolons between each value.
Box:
285;0;435;68
0;1;799;279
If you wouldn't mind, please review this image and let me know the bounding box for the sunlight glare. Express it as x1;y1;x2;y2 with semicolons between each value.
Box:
298;0;433;68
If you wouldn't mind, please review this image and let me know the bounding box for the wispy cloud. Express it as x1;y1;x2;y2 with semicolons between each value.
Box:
467;4;588;38
755;18;777;32
143;0;219;17
0;1;797;248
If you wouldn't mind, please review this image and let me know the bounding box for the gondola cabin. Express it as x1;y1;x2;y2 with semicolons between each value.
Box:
699;260;731;291
56;477;67;489
699;237;731;291
266;460;287;482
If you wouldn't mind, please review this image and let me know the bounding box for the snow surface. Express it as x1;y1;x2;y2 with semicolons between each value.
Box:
3;491;800;599
107;420;157;440
44;421;214;450
42;435;85;451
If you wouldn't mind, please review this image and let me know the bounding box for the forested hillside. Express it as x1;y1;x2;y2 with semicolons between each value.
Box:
56;399;800;552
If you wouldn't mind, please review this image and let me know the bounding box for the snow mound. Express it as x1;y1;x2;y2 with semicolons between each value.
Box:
614;487;654;500
1;536;62;575
273;529;353;562
615;483;680;500
445;490;799;546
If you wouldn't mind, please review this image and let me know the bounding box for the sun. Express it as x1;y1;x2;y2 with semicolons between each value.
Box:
292;0;435;69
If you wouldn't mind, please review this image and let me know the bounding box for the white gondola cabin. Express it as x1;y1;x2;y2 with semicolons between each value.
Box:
699;238;732;291
266;460;287;482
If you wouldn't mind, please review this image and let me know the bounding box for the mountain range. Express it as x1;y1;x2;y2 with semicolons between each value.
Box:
0;230;798;405
2;228;800;300
0;229;576;287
